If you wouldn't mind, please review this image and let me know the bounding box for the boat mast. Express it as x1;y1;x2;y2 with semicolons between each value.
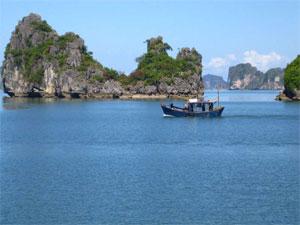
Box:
217;81;220;107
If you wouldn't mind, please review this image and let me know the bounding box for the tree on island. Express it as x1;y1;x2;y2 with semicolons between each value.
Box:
129;36;202;86
284;55;300;99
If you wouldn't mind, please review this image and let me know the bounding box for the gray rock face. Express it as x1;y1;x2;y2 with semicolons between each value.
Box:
156;74;203;96
144;85;157;95
227;63;284;90
124;74;203;97
101;80;124;96
123;72;203;97
10;13;57;49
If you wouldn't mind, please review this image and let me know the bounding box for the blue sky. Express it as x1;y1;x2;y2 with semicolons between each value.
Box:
1;0;299;79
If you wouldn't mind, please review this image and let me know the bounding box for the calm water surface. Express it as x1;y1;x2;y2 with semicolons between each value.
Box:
1;90;299;225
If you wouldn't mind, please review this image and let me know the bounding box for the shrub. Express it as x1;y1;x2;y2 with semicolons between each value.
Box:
57;33;78;49
4;44;10;58
31;20;52;32
28;67;44;83
91;75;104;83
103;67;119;80
117;74;131;86
57;53;67;67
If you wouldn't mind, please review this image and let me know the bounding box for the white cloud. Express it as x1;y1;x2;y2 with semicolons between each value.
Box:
207;54;237;69
243;50;282;72
204;51;287;80
207;57;227;68
205;54;237;78
227;54;237;61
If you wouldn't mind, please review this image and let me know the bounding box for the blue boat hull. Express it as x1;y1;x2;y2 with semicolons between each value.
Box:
161;104;224;117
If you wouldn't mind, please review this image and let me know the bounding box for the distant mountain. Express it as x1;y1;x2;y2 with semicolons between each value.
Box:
203;74;228;89
227;63;284;90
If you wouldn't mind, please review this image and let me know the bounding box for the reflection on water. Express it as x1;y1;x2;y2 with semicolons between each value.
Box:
0;90;284;111
1;92;92;111
2;96;58;110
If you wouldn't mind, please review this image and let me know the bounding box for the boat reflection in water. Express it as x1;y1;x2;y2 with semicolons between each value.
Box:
161;97;224;117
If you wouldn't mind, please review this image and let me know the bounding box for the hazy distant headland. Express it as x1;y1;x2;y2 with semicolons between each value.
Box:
1;13;204;99
203;65;284;91
204;62;300;100
227;63;284;90
203;74;228;90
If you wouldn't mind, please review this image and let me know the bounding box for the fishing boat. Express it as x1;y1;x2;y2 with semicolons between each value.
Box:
161;98;224;117
161;89;224;117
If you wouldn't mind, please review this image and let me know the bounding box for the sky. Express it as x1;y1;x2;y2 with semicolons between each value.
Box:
0;0;299;80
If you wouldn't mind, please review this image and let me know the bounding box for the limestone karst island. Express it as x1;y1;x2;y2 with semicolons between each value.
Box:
1;13;204;99
1;13;300;101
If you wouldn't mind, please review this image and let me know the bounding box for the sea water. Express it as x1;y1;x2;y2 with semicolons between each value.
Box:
0;90;299;224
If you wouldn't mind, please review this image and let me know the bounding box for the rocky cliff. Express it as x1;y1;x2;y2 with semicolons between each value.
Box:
1;13;204;99
227;63;284;90
203;74;228;89
2;14;103;97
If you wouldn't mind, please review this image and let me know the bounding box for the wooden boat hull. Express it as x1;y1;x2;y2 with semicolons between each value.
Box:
161;104;224;117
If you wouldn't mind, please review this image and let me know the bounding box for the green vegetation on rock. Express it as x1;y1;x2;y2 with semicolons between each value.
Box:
284;55;300;93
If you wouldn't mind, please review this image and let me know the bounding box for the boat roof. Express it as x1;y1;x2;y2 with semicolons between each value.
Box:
188;98;217;104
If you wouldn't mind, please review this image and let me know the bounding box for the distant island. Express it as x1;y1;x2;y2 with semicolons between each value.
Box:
225;57;299;101
203;74;228;90
203;66;284;91
205;60;299;101
1;13;204;99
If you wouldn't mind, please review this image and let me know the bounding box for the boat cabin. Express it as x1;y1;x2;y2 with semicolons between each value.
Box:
185;98;217;112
